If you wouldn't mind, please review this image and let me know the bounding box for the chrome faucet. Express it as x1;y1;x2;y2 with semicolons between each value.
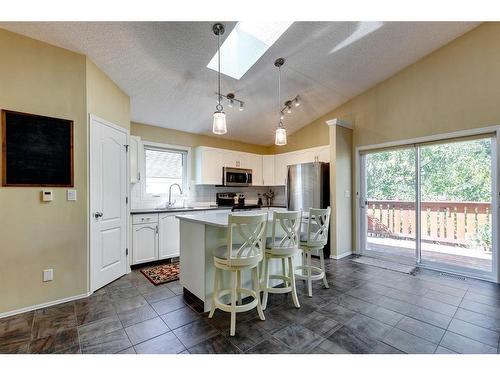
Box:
167;183;183;208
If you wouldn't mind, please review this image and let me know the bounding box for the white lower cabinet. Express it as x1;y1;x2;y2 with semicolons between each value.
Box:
132;211;206;265
158;212;182;260
132;223;158;264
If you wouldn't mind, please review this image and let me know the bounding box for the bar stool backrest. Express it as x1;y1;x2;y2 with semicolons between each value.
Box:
305;207;331;248
226;213;268;267
270;210;302;255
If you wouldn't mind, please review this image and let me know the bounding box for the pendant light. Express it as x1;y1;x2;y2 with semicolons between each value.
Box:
212;23;227;135
274;58;287;146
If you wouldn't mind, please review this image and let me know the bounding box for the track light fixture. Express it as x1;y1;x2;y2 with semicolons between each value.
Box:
216;92;245;112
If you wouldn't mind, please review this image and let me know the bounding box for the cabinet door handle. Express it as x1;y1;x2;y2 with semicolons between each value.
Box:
138;172;141;181
155;225;158;234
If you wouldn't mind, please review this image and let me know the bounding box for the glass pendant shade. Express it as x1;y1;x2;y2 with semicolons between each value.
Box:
275;127;287;146
212;111;227;135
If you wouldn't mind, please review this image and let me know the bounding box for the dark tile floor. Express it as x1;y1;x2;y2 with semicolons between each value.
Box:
1;257;500;354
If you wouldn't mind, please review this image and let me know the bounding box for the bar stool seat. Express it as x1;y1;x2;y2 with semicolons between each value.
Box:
261;210;302;310
295;207;331;297
209;213;267;336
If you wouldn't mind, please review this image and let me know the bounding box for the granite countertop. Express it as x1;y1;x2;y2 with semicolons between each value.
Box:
130;206;227;215
131;204;286;215
176;209;278;228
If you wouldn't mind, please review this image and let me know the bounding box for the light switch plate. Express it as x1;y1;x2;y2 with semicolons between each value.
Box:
43;269;53;282
344;190;351;198
67;189;77;201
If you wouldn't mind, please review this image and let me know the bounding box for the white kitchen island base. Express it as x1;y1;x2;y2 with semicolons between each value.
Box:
178;211;302;313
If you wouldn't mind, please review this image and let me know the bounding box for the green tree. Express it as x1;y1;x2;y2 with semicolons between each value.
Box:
366;139;491;202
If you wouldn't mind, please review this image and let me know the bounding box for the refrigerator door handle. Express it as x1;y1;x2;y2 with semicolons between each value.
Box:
286;165;292;209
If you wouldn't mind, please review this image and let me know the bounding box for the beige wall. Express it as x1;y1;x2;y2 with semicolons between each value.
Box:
86;58;130;130
268;115;330;154
0;29;130;315
292;23;499;151
131;122;270;154
0;29;88;314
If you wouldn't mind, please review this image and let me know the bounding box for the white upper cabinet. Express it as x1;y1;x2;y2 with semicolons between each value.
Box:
129;136;142;184
194;145;329;186
194;147;263;185
318;145;331;162
262;155;275;186
273;145;330;186
195;147;225;185
245;153;263;186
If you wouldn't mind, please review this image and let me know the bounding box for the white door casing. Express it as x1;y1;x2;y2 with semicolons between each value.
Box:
90;115;128;292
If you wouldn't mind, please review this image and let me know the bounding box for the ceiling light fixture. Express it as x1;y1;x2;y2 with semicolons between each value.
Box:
212;23;227;135
217;92;245;112
274;58;287;146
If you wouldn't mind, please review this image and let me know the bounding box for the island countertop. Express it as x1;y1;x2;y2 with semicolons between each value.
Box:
176;209;279;228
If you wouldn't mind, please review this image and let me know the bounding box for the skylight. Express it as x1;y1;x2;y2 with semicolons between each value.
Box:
207;21;293;80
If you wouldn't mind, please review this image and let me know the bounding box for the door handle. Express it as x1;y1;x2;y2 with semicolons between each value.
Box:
94;212;103;219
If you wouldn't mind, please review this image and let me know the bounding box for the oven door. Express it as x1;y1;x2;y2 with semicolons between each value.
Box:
223;167;252;186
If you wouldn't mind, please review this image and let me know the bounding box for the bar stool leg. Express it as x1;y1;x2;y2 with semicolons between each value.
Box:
262;256;270;310
237;270;242;305
252;266;265;321
288;256;300;308
320;249;329;289
230;271;237;336
209;267;219;318
307;251;313;297
281;258;288;288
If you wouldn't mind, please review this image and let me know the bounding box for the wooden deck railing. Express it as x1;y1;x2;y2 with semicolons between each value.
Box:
366;200;491;250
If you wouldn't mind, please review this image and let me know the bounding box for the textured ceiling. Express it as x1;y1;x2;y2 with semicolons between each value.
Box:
0;22;479;145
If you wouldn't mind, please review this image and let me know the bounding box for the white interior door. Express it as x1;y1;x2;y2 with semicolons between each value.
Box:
90;115;128;292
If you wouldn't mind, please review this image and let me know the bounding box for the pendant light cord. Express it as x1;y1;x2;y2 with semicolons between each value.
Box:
217;30;222;111
278;65;282;127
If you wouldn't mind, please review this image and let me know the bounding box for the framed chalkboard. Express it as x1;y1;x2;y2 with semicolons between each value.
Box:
2;110;74;187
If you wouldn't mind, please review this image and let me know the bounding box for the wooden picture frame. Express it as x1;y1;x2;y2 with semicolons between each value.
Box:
1;109;74;187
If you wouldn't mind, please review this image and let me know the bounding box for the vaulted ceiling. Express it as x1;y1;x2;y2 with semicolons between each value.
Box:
0;22;479;145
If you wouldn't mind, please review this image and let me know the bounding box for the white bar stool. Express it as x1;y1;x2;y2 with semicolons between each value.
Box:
295;207;331;297
261;210;302;310
208;213;267;336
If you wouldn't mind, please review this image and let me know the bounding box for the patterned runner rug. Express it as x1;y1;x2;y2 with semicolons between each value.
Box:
140;262;180;285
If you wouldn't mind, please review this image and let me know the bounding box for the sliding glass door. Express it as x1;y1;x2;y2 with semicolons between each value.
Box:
360;134;496;280
419;138;494;275
361;147;417;264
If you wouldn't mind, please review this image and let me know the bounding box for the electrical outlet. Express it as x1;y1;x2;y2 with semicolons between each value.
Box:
43;269;53;282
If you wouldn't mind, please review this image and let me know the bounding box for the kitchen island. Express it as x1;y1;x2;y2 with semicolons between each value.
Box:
177;209;301;312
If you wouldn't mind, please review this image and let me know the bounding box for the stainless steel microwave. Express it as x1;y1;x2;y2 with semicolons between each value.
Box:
222;167;253;186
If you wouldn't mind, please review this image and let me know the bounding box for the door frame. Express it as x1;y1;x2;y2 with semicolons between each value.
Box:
88;114;130;293
355;125;500;283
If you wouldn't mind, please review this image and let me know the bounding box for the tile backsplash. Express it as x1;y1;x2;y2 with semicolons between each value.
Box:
131;182;285;209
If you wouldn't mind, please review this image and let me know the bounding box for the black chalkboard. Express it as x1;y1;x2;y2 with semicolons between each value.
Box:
2;110;74;187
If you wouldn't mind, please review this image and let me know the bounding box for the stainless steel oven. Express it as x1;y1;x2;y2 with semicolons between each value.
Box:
222;167;252;186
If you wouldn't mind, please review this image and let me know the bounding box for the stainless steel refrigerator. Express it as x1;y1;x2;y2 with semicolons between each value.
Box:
286;162;330;256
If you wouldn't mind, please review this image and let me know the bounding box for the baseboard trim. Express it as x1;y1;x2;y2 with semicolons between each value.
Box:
330;251;352;260
0;292;91;319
